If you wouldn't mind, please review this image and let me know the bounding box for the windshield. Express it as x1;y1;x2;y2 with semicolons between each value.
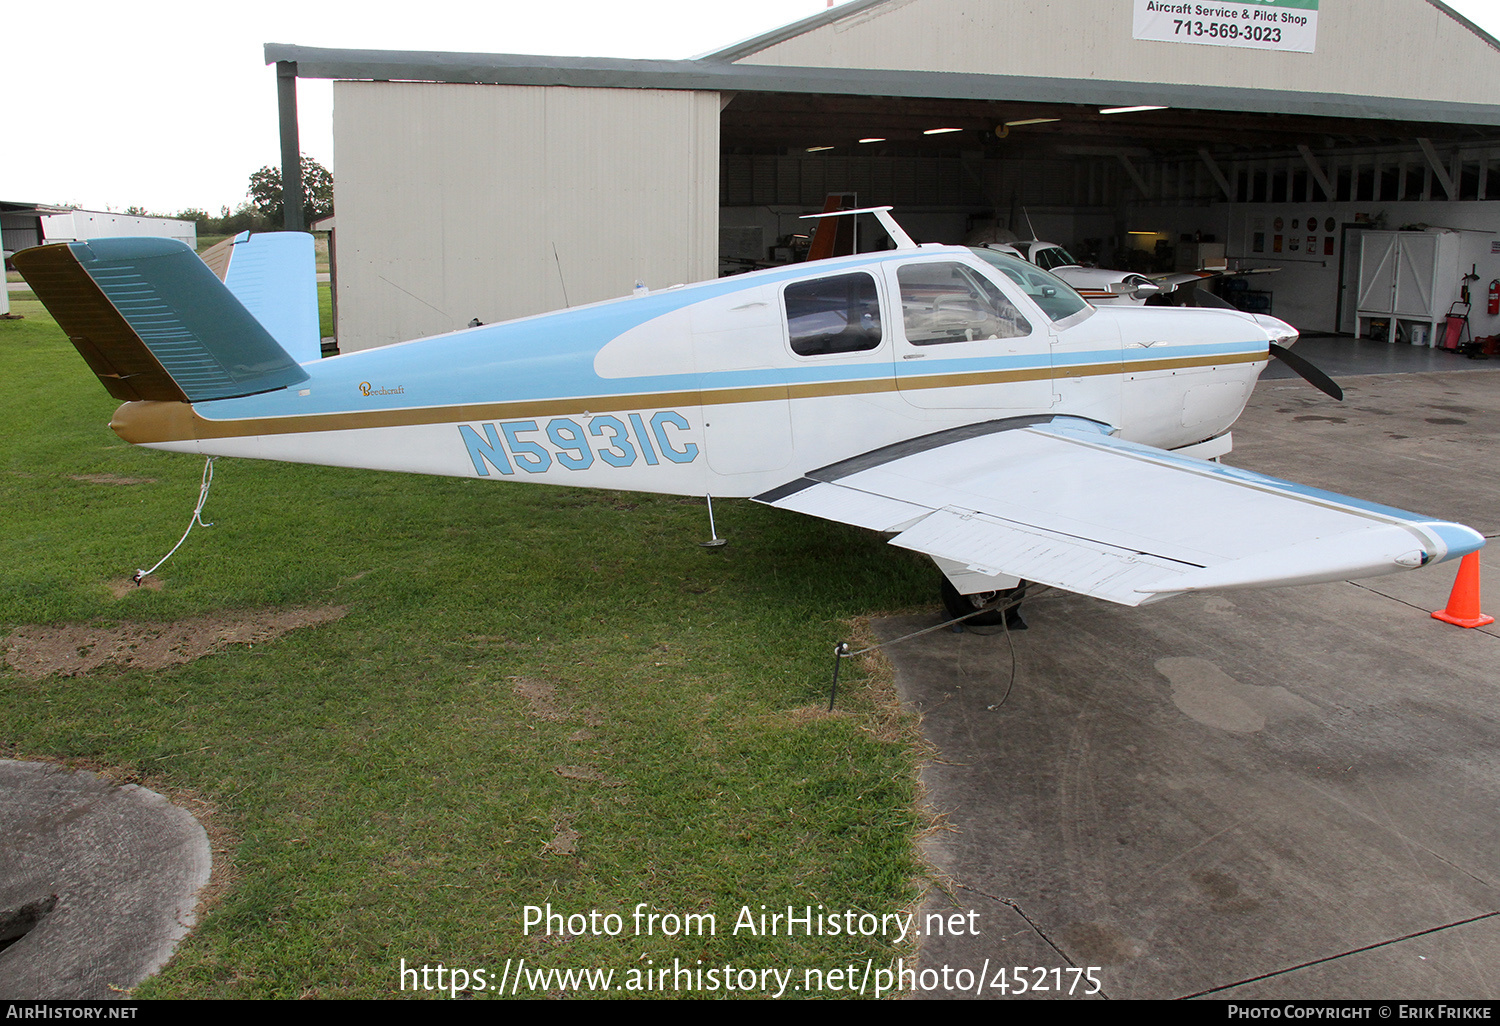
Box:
968;248;1091;322
1033;246;1079;271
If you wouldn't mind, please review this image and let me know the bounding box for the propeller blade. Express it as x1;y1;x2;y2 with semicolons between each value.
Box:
1270;342;1343;401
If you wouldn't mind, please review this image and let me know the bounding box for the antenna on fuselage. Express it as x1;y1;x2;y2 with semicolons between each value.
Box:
799;206;918;250
552;243;571;307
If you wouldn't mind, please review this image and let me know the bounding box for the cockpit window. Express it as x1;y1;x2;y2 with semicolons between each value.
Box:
784;272;882;356
897;262;1031;345
1032;246;1079;271
968;248;1091;322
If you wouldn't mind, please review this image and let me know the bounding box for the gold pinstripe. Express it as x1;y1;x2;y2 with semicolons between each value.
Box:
111;351;1267;444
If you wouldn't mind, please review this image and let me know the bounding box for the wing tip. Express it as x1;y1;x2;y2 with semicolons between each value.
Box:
1427;521;1486;563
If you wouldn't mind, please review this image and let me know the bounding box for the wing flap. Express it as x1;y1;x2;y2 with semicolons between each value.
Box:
888;507;1194;606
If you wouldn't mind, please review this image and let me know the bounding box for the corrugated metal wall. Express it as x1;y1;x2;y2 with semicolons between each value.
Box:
733;0;1500;108
333;81;719;351
0;213;42;254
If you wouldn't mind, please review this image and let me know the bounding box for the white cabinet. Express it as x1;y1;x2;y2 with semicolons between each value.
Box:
1356;230;1460;345
1176;242;1226;272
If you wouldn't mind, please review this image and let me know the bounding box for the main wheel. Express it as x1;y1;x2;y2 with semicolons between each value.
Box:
940;577;1028;629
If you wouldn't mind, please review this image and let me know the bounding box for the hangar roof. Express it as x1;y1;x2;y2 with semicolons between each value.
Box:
712;0;1499;64
267;0;1500;127
0;201;73;217
712;0;1500;118
265;44;1500;132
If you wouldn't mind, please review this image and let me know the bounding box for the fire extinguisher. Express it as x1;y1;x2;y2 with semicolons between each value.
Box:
1489;278;1500;316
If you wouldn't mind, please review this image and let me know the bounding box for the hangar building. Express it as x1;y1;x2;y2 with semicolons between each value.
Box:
266;0;1500;353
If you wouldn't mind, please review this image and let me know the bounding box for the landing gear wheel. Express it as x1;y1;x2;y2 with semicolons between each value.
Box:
940;578;1028;630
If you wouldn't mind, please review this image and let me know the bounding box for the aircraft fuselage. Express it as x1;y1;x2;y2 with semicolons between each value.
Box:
111;245;1273;498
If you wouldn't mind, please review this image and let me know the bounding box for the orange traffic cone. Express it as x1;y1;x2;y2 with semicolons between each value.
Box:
1431;552;1494;628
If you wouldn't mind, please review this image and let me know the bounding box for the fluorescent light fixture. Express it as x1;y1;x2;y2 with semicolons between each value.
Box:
1099;105;1168;115
922;127;963;135
1128;230;1160;235
858;137;886;143
1005;118;1061;127
805;145;835;152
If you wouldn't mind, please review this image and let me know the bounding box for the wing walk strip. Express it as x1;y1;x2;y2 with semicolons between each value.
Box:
112;350;1266;444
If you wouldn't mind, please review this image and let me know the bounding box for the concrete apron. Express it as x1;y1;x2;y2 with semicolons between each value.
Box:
0;761;211;1000
881;369;1500;1000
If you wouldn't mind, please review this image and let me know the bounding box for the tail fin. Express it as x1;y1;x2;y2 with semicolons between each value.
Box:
13;237;309;403
201;231;322;364
805;192;858;262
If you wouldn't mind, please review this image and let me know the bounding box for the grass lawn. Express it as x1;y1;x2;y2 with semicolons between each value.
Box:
0;299;937;999
319;282;333;340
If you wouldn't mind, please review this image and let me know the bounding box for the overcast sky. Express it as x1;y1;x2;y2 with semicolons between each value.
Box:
7;0;1500;215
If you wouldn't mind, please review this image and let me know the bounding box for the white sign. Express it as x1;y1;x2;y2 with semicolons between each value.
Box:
1133;0;1319;53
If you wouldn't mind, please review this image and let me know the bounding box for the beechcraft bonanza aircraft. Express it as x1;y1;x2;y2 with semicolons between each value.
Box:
14;207;1483;625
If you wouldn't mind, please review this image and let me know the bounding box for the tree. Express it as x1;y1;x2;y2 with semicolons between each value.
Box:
248;155;334;228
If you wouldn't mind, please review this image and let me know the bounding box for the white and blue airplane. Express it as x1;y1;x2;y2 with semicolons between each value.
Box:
14;207;1483;625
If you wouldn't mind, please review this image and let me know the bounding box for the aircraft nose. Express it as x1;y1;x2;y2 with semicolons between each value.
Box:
1251;313;1298;346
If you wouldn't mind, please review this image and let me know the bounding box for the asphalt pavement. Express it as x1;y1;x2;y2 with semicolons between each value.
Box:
887;365;1500;1000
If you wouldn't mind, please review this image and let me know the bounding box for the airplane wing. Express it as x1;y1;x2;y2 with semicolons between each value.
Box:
1151;267;1280;292
753;417;1482;607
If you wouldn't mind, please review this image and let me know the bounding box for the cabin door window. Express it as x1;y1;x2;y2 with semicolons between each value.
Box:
890;260;1052;412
